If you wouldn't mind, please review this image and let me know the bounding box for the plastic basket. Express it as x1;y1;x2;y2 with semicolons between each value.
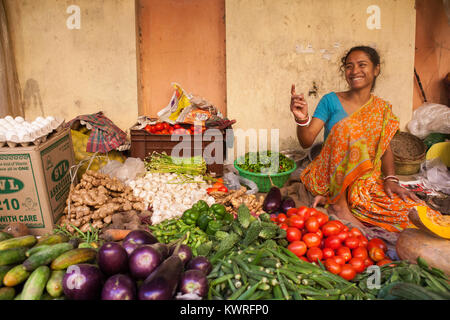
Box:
234;159;297;193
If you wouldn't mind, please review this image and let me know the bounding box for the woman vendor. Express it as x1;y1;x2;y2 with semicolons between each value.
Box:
290;46;441;232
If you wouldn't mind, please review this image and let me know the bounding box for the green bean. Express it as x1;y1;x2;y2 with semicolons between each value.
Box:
276;270;290;300
278;268;301;284
210;274;234;287
310;274;334;289
272;285;283;300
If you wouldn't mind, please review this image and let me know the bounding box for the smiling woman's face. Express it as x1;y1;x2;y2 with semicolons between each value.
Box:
344;50;380;91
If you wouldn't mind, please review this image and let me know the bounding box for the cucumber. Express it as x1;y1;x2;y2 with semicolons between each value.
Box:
3;264;31;287
50;248;97;270
0;235;37;250
35;234;69;247
0;247;27;266
26;244;51;257
23;242;74;272
0;232;13;242
21;266;51;300
0;265;13;286
46;270;65;298
0;287;15;300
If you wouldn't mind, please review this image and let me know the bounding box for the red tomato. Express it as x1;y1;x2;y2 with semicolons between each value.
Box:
377;259;394;267
286;227;302;242
342;225;349;232
322;247;335;259
321;221;342;237
332;255;346;265
278;223;289;231
349;227;363;238
315;212;329;226
155;123;164;131
305;216;320;233
160;129;169;135
339;264;356;281
298;256;309;262
287;215;305;229
218;186;228;193
357;235;369;248
173;124;182;129
308;208;320;216
187;129;192;134
296;206;311;221
332;220;345;231
315;229;323;239
344;236;360;249
336;246;352;262
163;122;170;130
352;247;369;260
336;231;349;242
324;235;342;250
206;187;217;194
367;238;387;253
286;208;298;217
302;233;321;248
325;258;342;274
349;257;366;273
306;247;323;263
169;127;174;134
277;213;287;224
287;241;307;257
144;124;152;133
369;247;385;262
364;258;374;267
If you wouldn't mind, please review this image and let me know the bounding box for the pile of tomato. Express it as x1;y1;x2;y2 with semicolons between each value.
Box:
272;206;392;281
206;178;228;194
144;122;206;135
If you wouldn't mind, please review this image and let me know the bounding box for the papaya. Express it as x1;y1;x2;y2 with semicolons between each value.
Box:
408;206;450;239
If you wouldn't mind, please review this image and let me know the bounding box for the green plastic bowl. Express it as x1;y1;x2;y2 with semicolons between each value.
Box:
234;158;297;193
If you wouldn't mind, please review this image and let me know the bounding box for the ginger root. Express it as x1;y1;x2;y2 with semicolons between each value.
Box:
61;170;146;234
210;186;266;217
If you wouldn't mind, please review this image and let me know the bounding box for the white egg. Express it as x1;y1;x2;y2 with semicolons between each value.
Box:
4;116;13;122
46;116;55;122
5;130;19;141
17;130;31;142
35;116;45;123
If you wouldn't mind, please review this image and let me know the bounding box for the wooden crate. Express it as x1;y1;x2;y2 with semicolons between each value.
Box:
130;129;226;176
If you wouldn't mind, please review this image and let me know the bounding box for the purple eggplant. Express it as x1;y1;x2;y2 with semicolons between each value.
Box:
97;242;128;276
186;256;212;275
122;230;158;256
179;269;208;298
169;244;192;266
101;274;136;300
63;264;104;300
150;242;169;260
262;186;282;213
129;245;163;280
138;255;184;300
280;196;296;213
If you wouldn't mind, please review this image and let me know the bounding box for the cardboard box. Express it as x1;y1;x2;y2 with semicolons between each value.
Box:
0;128;75;236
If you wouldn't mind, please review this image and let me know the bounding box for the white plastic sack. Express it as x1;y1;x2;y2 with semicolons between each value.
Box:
407;103;450;139
418;158;450;195
224;172;259;194
100;157;146;182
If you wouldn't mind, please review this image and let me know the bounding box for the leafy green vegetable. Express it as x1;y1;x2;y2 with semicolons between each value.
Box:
236;151;294;174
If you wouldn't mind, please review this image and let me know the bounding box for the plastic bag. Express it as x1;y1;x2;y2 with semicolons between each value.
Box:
224;172;258;195
407;103;450;139
71;129;126;179
100;157;146;182
157;83;193;124
418;158;450;195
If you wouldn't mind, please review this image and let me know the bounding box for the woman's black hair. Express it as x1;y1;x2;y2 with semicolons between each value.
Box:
340;46;381;90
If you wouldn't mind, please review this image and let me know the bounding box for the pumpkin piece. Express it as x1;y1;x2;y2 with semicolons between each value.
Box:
408;206;450;240
396;228;450;276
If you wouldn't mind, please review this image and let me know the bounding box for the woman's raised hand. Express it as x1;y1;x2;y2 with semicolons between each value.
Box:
290;84;309;121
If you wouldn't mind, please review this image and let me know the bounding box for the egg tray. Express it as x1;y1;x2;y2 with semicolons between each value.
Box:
0;115;65;148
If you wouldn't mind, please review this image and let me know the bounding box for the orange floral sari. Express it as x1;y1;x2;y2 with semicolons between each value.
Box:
300;95;441;232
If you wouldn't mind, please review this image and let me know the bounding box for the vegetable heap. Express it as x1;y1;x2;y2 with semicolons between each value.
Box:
144;151;207;176
200;205;374;300
273;206;392;281
236;151;295;174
